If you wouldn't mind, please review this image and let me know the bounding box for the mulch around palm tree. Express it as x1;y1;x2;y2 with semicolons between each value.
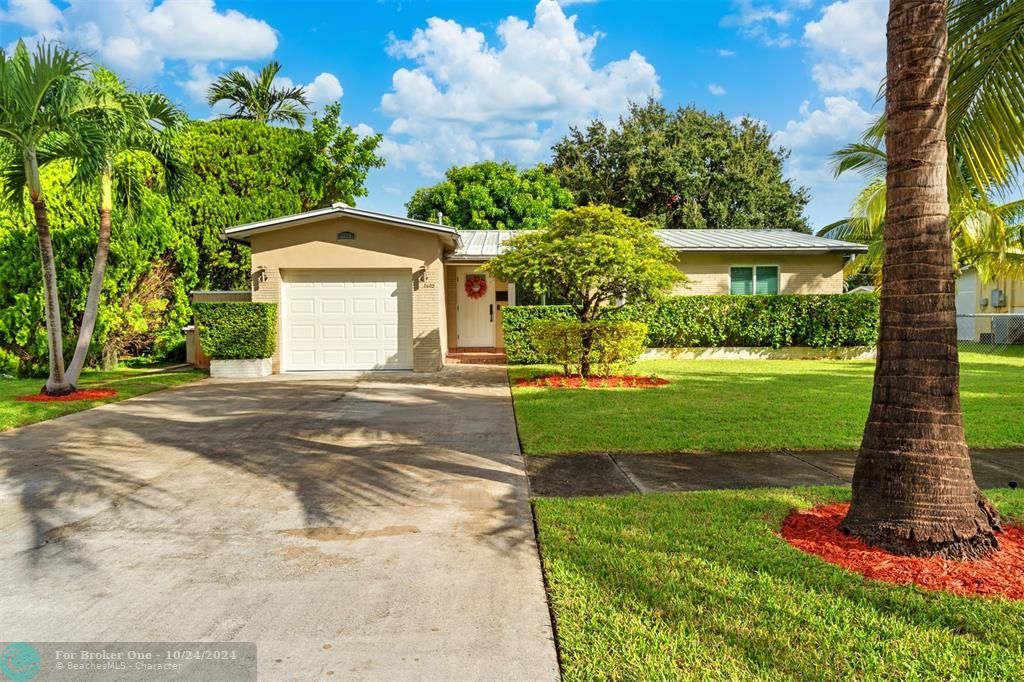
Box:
16;389;117;402
783;503;1024;600
514;374;669;389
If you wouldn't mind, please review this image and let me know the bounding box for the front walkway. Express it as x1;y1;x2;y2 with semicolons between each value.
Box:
0;367;558;680
528;450;1024;497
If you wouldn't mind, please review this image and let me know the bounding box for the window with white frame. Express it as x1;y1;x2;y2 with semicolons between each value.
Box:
729;266;780;295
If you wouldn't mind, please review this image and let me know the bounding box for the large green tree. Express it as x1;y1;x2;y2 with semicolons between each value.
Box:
550;100;810;231
207;61;311;126
840;0;999;559
174;102;384;289
406;161;573;229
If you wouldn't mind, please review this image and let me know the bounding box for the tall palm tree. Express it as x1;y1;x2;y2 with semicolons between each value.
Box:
207;61;310;126
839;0;999;559
60;70;186;386
0;41;108;395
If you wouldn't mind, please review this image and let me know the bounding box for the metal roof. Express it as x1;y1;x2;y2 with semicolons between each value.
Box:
223;203;460;246
448;228;867;260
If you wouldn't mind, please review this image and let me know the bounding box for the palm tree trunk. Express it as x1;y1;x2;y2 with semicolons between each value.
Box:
31;197;73;396
840;0;999;560
66;172;113;386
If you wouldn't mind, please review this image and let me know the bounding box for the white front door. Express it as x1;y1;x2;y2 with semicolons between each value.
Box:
282;270;413;371
456;267;495;347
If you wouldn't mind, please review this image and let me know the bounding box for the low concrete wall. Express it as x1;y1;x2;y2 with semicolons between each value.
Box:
210;358;273;378
641;346;876;361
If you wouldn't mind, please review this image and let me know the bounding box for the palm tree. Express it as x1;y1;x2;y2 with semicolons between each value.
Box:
821;149;1024;284
61;70;186;386
839;0;999;559
207;61;310;126
0;41;108;395
828;0;1024;279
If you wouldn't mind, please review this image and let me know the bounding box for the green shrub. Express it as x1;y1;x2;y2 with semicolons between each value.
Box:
503;293;880;363
531;320;585;375
590;321;648;375
194;302;277;359
530;319;648;376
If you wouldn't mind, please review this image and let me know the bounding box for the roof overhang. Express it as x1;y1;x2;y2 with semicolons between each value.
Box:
223;203;462;251
670;246;869;254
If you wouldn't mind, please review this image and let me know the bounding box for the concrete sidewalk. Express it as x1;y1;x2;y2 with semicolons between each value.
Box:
527;449;1024;497
0;366;559;681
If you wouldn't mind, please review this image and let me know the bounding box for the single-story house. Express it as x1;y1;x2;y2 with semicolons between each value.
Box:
955;267;1024;342
203;203;866;373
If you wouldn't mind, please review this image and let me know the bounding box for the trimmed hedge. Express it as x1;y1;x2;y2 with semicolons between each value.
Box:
194;302;277;360
502;293;879;364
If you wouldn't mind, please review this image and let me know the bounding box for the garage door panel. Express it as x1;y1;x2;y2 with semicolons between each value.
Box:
320;298;346;314
283;270;412;371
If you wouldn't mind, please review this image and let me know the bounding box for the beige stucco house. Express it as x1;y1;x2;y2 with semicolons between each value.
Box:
211;203;866;373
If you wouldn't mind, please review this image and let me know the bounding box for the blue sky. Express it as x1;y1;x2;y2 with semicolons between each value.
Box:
1;0;888;229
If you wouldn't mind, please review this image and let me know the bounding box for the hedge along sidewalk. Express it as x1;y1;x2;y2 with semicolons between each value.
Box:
502;293;880;364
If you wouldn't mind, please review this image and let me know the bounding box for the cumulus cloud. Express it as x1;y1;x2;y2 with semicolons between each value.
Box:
708;83;726;96
721;0;796;47
803;0;886;93
5;0;278;79
2;0;61;33
377;0;660;176
774;96;876;225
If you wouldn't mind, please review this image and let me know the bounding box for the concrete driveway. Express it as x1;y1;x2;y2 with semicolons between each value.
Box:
0;367;559;680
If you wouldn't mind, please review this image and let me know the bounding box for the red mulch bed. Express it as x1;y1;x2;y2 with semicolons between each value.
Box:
515;374;669;389
782;503;1024;600
16;389;118;402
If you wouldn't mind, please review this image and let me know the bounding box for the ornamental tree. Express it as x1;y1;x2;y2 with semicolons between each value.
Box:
483;205;682;375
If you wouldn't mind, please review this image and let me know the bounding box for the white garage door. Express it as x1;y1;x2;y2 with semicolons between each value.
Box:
282;270;413;371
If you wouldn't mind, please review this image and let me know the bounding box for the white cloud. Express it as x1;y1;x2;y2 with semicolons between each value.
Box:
304;72;344;109
721;0;796;47
378;0;660;176
774;96;874;150
7;0;278;79
717;48;736;57
803;0;886;93
708;83;726;96
2;0;61;33
774;96;877;226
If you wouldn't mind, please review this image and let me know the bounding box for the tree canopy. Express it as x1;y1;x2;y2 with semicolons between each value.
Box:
174;103;384;290
406;161;573;230
483;205;682;322
550;100;810;232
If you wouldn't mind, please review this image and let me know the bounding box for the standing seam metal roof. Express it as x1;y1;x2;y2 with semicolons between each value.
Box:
448;228;867;259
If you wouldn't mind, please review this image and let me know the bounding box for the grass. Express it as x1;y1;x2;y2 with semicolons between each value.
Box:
510;350;1024;453
534;487;1024;681
0;366;205;431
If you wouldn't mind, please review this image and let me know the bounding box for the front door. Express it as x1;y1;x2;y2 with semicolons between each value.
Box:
456;267;495;348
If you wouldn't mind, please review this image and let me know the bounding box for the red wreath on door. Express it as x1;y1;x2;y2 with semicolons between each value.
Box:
465;274;487;299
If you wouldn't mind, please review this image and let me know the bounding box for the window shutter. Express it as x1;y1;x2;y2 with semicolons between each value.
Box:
730;267;753;295
755;266;779;295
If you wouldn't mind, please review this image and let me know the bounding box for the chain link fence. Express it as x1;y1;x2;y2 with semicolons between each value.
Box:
957;314;1024;354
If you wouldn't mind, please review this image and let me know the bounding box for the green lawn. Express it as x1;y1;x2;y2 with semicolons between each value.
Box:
0;367;205;431
534;487;1024;681
510;350;1024;453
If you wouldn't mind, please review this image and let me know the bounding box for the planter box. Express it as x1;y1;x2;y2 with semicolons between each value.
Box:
210;357;273;379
